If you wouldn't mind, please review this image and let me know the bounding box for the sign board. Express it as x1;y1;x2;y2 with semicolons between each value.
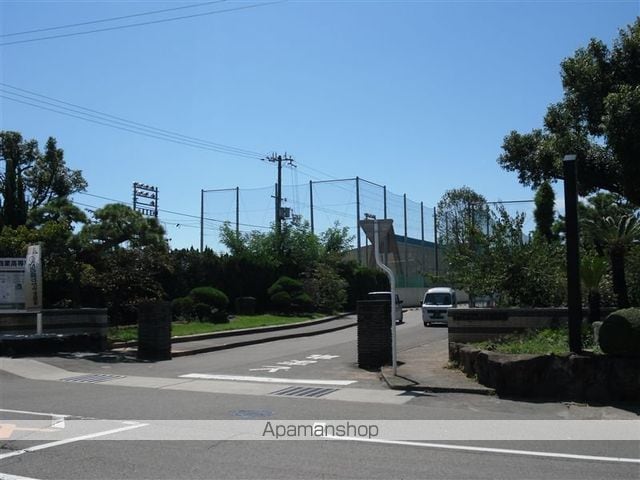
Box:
24;245;43;311
0;258;26;309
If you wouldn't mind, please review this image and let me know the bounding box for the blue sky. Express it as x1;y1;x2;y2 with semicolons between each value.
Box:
1;0;639;250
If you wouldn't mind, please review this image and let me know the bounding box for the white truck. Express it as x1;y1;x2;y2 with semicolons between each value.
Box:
422;287;457;326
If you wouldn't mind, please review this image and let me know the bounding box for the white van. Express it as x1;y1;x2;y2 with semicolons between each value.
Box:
367;291;404;323
422;287;456;326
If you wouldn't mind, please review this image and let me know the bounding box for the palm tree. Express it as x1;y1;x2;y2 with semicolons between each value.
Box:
580;255;608;323
598;214;640;308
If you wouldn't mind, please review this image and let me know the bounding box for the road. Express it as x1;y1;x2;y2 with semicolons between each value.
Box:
0;310;638;480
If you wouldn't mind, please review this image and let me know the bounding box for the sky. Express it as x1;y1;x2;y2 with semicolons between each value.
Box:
1;0;639;250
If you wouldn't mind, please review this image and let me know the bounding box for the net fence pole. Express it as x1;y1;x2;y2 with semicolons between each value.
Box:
309;180;314;235
403;193;408;287
356;176;361;264
236;187;240;236
421;201;425;284
434;207;439;278
200;189;204;252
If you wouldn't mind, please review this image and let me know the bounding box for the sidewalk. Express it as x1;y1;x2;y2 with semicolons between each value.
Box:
112;313;357;358
382;339;495;395
111;312;493;395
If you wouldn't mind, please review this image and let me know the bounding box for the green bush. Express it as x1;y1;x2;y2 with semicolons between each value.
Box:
189;287;229;309
171;296;195;319
599;308;640;355
235;296;257;315
270;291;292;310
194;302;212;321
293;292;315;312
211;309;229;324
267;276;303;296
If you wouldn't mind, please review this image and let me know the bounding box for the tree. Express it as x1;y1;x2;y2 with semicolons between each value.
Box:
437;186;487;247
80;204;171;324
447;206;566;307
533;181;555;242
592;214;640;308
498;19;640;205
0;132;87;227
319;221;354;265
581;254;608;323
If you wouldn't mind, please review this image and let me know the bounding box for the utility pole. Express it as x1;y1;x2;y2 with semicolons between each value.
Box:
264;153;295;244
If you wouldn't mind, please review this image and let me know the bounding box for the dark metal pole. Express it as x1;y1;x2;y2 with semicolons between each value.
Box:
421;201;425;280
309;180;314;235
563;154;583;354
356;177;361;264
434;207;439;277
383;186;387;219
403;193;408;286
276;156;282;238
200;189;204;252
235;186;240;236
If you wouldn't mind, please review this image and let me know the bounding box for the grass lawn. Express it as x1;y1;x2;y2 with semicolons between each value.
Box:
471;326;601;355
108;313;325;343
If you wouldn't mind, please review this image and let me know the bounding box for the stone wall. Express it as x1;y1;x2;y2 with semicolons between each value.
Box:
449;342;640;402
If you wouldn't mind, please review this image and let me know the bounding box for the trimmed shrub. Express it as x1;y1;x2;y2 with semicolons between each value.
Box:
267;277;303;296
171;296;195;319
235;296;256;315
211;309;229;324
270;291;292;310
189;287;229;310
194;302;212;321
293;292;315;312
599;308;640;355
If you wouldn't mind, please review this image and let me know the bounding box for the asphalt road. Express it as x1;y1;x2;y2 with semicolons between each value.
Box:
0;310;638;480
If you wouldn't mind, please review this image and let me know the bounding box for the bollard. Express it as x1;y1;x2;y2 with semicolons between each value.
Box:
356;299;392;369
137;301;172;361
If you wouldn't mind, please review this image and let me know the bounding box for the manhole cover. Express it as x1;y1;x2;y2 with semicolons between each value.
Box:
61;373;125;383
230;410;274;419
271;386;338;398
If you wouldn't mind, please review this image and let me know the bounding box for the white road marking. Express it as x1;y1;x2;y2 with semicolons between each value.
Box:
0;422;147;461
249;366;291;373
0;409;70;418
326;436;640;464
179;373;357;386
0;473;42;480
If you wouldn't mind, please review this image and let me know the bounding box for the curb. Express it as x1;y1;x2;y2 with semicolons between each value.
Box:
170;319;357;357
111;312;355;350
111;313;357;357
379;369;496;396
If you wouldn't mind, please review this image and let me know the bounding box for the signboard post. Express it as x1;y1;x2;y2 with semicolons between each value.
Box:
24;245;43;334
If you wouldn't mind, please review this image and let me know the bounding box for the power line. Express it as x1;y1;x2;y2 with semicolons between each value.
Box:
1;1;226;38
0;93;263;160
1;84;264;157
0;1;286;47
77;191;270;229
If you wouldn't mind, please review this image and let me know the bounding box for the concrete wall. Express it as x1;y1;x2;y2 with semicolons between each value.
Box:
0;309;108;336
448;307;614;344
396;288;427;307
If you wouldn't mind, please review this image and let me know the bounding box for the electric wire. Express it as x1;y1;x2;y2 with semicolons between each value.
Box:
0;1;286;47
1;1;226;38
0;94;263;160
